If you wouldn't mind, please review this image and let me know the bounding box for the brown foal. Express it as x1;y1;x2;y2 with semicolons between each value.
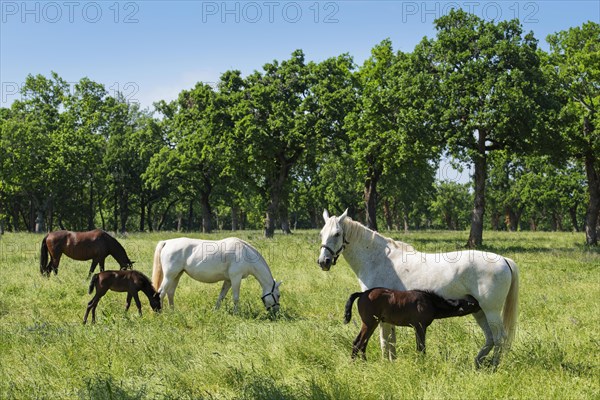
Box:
83;270;161;324
344;287;480;359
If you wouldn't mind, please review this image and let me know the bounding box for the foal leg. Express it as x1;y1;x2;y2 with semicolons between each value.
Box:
125;293;132;311
473;310;495;368
358;323;379;360
379;323;397;361
84;295;102;324
132;292;143;316
414;324;427;354
215;280;231;310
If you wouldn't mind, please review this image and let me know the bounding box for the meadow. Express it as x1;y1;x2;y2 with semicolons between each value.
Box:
0;230;598;399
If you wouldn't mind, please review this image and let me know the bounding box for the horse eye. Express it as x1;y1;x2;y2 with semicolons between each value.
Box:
334;232;341;237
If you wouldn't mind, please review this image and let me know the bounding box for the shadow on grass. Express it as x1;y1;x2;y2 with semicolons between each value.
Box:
80;376;147;400
225;367;352;400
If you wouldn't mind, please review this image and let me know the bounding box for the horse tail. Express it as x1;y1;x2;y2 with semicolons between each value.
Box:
88;274;98;294
503;258;520;349
152;241;166;291
344;292;363;324
40;235;49;275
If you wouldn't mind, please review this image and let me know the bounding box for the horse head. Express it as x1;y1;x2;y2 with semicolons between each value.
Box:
317;208;349;271
261;281;282;313
150;291;162;312
120;260;135;270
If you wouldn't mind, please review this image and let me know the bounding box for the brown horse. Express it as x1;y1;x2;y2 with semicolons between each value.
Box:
344;288;481;359
40;229;134;277
83;270;161;324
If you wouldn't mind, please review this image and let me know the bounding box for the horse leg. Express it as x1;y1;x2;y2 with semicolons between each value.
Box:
132;292;143;316
50;252;61;275
351;331;363;359
473;310;495;368
159;272;183;309
125;293;132;311
485;310;507;368
230;276;243;313
215;280;232;310
358;323;378;361
88;260;99;279
99;258;106;272
379;323;397;361
84;294;102;324
414;324;427;354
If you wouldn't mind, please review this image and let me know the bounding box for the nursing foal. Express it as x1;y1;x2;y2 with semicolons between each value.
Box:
344;288;480;359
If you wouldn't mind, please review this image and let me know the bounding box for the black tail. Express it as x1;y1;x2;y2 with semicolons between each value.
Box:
88;274;99;295
40;235;49;275
344;292;364;324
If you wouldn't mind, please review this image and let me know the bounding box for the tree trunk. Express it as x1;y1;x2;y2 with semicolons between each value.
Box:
403;211;409;234
119;191;128;233
187;199;194;232
231;203;239;231
584;148;599;245
87;180;95;230
200;190;212;233
568;206;579;232
139;194;146;232
265;198;277;238
467;132;487;248
364;170;379;231
279;203;292;234
383;200;393;231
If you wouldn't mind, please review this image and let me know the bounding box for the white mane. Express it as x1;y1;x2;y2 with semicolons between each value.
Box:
341;217;415;253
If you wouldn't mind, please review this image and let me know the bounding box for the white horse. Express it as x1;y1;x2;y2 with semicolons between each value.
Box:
152;237;281;312
317;209;519;368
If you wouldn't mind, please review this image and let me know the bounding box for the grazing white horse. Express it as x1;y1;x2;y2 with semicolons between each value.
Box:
152;237;281;312
317;209;519;368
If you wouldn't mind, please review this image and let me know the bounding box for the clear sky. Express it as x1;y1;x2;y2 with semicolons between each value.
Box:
1;1;598;110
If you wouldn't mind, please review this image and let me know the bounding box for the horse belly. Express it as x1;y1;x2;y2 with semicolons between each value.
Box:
184;265;228;283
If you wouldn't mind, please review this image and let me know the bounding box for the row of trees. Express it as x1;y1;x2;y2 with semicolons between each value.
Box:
1;11;598;245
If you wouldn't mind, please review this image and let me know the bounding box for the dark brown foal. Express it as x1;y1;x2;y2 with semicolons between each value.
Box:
344;288;480;359
83;270;161;324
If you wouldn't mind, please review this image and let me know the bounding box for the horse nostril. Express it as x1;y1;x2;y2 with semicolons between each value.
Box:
325;258;332;266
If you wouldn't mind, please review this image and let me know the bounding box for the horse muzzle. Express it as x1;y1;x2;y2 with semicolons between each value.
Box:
318;257;332;271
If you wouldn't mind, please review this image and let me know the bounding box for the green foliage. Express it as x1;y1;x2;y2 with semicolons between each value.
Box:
0;231;598;398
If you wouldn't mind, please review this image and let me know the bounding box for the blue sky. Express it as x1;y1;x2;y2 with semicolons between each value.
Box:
1;1;598;110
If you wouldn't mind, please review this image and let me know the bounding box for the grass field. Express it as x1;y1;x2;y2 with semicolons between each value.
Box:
0;230;598;399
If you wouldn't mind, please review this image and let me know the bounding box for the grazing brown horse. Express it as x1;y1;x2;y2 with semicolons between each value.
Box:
40;229;134;277
344;288;481;359
83;270;161;324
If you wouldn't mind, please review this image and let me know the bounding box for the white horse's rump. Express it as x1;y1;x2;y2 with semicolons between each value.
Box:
152;237;281;312
317;209;519;367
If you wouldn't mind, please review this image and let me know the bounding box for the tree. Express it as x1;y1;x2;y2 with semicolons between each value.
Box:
430;181;472;230
547;22;600;244
346;39;440;231
235;50;352;237
148;83;225;233
427;10;548;247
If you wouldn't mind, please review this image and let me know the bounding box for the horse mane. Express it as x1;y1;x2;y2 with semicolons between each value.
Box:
102;231;130;262
341;217;415;253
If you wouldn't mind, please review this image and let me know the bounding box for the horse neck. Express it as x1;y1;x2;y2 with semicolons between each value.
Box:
247;251;275;295
106;234;129;265
340;219;395;276
140;281;158;299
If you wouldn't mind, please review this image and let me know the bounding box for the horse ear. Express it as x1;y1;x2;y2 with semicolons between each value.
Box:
322;209;330;222
338;208;348;223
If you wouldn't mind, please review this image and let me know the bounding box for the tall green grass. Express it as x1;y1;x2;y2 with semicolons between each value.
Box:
1;230;598;399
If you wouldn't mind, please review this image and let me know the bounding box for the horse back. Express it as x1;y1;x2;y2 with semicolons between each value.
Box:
63;229;108;260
